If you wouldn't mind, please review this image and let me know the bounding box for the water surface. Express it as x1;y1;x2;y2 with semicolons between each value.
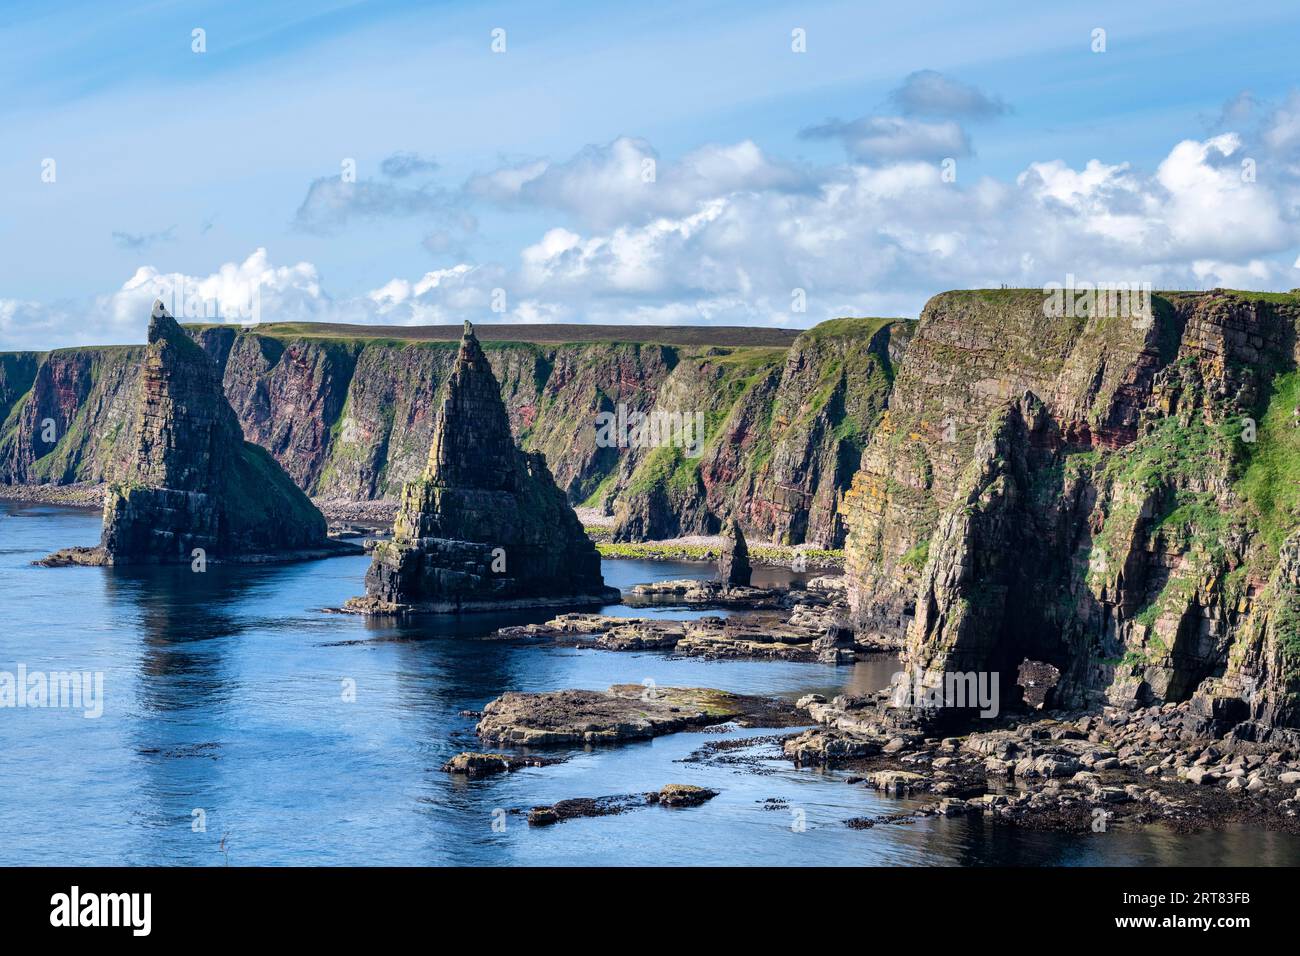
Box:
1;502;1295;866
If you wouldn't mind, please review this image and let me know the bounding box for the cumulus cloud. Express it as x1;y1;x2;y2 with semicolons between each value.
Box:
888;70;1009;118
12;105;1300;351
466;136;811;229
799;116;971;161
107;248;336;329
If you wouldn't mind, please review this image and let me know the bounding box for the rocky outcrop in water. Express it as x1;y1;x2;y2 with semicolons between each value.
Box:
476;684;799;746
719;518;751;587
440;752;557;778
40;303;339;566
352;322;616;612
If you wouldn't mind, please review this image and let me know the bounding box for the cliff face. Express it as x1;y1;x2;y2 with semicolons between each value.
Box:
1;319;898;546
9;294;1299;729
1;346;142;485
868;289;1300;733
360;323;612;610
94;308;329;563
610;319;905;544
842;290;1171;644
739;318;903;546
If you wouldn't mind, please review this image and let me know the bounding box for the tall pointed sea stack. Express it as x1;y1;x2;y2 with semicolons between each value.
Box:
355;321;616;612
42;301;344;565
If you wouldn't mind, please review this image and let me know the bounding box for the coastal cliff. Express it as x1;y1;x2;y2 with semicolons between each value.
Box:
0;319;903;547
848;289;1300;734
8;289;1300;733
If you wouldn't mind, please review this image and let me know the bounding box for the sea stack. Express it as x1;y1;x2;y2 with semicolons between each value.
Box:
719;518;751;588
352;320;617;612
41;301;347;566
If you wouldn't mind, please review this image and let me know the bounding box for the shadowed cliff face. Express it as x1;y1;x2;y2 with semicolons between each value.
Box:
861;289;1300;732
842;289;1175;646
0;319;903;547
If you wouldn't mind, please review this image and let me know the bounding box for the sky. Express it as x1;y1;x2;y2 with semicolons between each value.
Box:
4;0;1300;349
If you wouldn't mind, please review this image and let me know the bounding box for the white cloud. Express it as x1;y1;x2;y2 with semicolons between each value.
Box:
9;121;1300;351
1156;134;1286;257
109;249;331;327
467;136;810;230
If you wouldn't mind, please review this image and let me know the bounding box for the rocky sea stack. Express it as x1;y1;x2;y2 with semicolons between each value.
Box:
351;321;617;612
41;302;348;566
719;518;752;587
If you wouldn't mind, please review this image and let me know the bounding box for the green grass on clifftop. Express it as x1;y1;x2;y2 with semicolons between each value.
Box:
1238;368;1300;558
192;321;802;349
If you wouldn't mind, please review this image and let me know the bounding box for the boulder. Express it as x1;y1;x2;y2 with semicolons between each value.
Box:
650;784;719;808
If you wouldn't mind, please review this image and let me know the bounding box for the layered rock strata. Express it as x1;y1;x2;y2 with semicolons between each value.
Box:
2;318;904;547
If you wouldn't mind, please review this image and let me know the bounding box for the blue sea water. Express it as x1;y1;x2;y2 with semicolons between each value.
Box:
2;501;1297;866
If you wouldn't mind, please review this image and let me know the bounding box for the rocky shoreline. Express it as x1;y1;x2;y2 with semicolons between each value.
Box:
37;539;362;567
780;690;1300;834
0;482;103;509
455;681;1300;835
458;569;1300;836
595;539;845;571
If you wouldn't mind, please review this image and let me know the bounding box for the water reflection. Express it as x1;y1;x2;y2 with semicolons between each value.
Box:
6;503;1300;865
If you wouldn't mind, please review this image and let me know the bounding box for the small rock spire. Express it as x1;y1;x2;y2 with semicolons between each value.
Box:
147;298;183;344
719;517;752;588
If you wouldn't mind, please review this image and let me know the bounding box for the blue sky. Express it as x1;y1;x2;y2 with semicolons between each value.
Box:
5;0;1300;348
